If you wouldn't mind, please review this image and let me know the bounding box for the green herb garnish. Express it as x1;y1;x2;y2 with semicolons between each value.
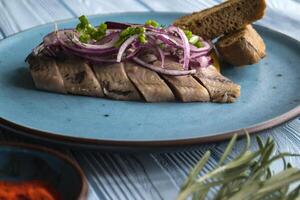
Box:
184;30;203;48
145;19;160;28
178;133;300;200
76;15;107;43
184;30;193;40
138;33;147;44
115;26;147;47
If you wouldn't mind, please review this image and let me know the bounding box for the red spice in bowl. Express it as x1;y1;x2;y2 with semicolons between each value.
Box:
0;180;60;200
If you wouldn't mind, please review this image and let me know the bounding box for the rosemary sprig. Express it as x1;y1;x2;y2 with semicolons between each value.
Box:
178;133;300;200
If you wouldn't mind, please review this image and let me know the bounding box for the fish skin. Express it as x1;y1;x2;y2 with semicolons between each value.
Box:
28;56;240;103
155;58;210;102
56;57;104;97
193;65;241;103
125;61;175;102
92;62;142;101
28;56;66;94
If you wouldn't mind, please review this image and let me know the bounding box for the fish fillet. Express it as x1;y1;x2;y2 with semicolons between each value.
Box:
28;56;66;93
193;65;241;103
155;58;210;102
92;62;142;101
56;57;104;97
125;62;175;102
28;55;240;103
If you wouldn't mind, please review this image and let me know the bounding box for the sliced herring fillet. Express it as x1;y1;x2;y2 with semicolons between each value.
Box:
28;56;66;94
92;62;142;101
193;65;241;103
56;57;104;97
154;58;210;102
125;61;175;102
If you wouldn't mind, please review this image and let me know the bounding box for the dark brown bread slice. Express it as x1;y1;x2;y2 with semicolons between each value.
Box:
216;25;266;66
173;0;266;40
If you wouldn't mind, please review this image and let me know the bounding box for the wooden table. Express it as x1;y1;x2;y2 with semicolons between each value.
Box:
0;0;299;199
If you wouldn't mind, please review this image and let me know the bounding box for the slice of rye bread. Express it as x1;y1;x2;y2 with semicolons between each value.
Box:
173;0;266;40
216;25;266;66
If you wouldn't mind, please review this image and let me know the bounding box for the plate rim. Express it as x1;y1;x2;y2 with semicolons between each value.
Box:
0;12;299;148
1;106;299;148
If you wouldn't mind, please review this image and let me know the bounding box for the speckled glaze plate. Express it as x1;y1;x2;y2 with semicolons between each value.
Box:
0;12;299;149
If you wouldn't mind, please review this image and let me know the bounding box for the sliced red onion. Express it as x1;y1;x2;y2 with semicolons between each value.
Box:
66;45;118;56
167;26;190;70
145;36;165;67
71;32;119;50
132;57;196;76
125;47;142;59
131;40;141;49
36;23;216;76
197;56;212;68
190;51;210;59
145;27;168;35
56;31;118;56
190;41;213;52
43;30;75;47
117;35;138;62
63;47;117;63
156;46;165;68
155;34;179;47
60;40;118;56
105;21;137;29
168;33;212;53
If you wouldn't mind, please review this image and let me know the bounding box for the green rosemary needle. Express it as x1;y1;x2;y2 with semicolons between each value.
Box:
177;133;300;200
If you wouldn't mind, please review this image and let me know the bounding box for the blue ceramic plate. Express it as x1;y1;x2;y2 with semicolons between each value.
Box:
0;142;87;199
0;12;299;148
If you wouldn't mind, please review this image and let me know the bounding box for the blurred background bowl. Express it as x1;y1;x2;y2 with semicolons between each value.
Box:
0;142;88;200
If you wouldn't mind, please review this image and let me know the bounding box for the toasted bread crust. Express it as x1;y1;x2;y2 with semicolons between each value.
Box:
173;0;266;40
216;25;266;66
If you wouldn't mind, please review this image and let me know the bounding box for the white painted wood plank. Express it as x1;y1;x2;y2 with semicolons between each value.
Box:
0;0;74;36
62;0;149;16
137;0;220;12
0;0;21;36
24;0;75;21
0;1;299;200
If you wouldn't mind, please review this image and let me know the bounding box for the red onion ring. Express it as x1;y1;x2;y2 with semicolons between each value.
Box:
36;22;214;75
117;35;138;62
167;26;190;70
70;32;119;50
132;57;196;76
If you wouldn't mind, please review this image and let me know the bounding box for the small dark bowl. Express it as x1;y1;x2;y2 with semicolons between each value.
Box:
0;142;88;200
